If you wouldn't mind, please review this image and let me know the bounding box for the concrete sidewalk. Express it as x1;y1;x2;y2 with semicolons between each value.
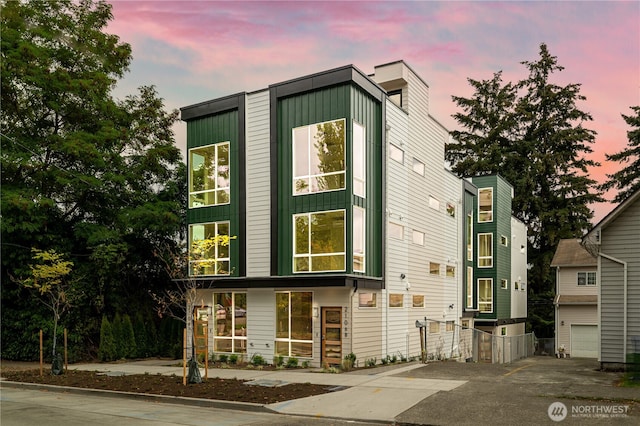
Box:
70;360;466;422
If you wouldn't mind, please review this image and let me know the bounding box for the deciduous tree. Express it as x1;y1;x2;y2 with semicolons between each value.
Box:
1;0;184;359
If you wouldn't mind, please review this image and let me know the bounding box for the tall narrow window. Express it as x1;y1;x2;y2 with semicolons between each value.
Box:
478;188;493;222
353;207;365;272
466;267;473;308
189;222;230;276
293;210;345;272
478;233;493;267
353;121;366;198
213;292;247;353
467;212;473;261
293;119;345;195
478;278;493;313
275;292;312;357
189;142;230;208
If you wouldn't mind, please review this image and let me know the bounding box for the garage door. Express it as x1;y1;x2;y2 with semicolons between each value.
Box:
571;325;598;358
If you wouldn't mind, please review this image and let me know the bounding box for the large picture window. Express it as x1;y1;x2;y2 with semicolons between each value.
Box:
353;207;365;272
213;292;247;353
189;142;230;208
478;188;493;222
275;292;313;357
293;210;345;272
478;233;493;268
478;278;493;313
293;119;345;195
353;121;366;198
189;222;230;276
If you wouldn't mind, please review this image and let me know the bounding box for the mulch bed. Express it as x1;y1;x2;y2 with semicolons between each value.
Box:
1;369;334;404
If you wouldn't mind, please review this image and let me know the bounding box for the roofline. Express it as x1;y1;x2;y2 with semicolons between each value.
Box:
586;190;640;238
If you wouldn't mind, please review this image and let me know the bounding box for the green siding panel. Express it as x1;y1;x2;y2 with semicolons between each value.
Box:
472;175;513;320
186;109;241;277
275;84;383;277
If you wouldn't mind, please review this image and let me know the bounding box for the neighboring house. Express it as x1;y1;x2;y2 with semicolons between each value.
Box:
180;61;525;367
551;239;598;358
464;175;528;340
582;190;640;370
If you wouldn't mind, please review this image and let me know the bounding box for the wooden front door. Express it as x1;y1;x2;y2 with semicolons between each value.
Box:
321;307;342;366
193;307;209;360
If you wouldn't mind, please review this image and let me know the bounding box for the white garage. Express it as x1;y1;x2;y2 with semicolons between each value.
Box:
571;325;598;358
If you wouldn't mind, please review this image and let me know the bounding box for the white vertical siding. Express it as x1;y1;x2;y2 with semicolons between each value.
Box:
510;217;528;318
245;90;271;277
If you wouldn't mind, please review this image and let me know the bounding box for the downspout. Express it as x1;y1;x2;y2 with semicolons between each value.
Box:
599;252;628;362
555;266;559;357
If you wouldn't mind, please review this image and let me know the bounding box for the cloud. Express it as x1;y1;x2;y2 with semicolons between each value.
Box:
108;0;639;221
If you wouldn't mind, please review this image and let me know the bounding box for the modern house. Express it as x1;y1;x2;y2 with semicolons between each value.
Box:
180;61;527;367
582;190;640;370
464;175;528;339
551;239;598;358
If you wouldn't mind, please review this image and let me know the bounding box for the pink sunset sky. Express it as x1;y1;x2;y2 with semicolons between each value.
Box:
107;1;639;224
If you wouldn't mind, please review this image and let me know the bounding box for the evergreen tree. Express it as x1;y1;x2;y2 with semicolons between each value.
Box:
132;313;148;358
97;316;116;362
446;43;603;337
121;314;137;359
600;106;640;202
112;313;123;359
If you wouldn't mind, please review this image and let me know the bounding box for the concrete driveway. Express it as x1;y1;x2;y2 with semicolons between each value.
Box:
394;356;639;425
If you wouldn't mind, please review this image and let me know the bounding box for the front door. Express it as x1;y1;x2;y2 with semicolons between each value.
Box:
193;307;209;361
321;307;342;366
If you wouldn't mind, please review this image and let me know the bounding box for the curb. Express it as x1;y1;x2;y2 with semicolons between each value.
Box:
0;380;271;413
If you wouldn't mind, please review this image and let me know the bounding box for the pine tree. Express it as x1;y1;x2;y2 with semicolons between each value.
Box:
600;106;640;202
446;43;604;337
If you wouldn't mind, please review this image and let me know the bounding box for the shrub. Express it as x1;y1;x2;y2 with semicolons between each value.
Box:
97;316;116;362
286;357;299;368
121;314;137;359
342;353;356;371
250;353;266;366
274;355;284;367
301;360;310;368
365;357;377;367
218;354;229;363
229;354;239;365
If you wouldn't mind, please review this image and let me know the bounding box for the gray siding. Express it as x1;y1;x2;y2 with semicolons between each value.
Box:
599;197;640;363
245;90;271;277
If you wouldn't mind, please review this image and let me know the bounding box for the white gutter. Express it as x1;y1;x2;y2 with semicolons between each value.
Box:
599;252;628;362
